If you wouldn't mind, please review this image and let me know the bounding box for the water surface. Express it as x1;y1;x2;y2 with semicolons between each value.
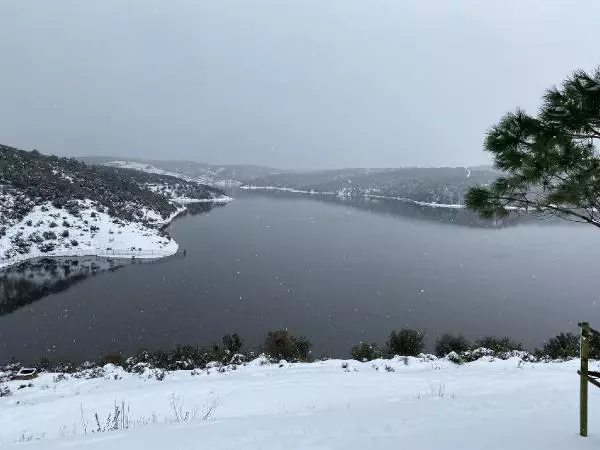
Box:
1;194;598;363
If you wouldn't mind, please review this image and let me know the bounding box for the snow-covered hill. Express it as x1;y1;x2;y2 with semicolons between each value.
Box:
100;160;245;188
103;160;215;185
0;199;179;269
0;146;230;269
0;356;593;449
243;166;499;205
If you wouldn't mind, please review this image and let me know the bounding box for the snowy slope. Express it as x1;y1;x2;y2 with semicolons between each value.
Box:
145;183;232;205
104;161;211;184
0;200;179;269
105;160;241;188
0;356;597;449
0;146;234;268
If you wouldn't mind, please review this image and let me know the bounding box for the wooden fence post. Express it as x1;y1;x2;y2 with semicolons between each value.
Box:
581;321;590;437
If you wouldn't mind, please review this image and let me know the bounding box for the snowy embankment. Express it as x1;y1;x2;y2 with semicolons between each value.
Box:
240;185;336;195
364;194;465;208
0;149;232;269
0;200;179;270
145;183;232;205
0;194;231;270
0;356;597;449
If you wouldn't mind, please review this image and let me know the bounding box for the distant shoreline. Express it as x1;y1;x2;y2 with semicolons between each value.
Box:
240;185;465;209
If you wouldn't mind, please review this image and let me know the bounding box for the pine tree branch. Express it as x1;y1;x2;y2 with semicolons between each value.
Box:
533;207;588;224
589;127;600;136
540;212;587;224
565;132;600;140
495;195;600;228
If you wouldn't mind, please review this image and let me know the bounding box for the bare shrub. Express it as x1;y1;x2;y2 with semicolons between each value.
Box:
0;383;11;397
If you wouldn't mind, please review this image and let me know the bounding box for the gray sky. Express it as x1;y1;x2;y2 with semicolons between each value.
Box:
0;1;598;170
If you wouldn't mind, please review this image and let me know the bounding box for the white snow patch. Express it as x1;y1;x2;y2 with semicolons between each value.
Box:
145;183;232;206
0;357;594;449
105;161;206;183
0;200;178;269
240;186;336;195
105;161;240;187
170;196;232;205
241;186;468;209
365;194;466;208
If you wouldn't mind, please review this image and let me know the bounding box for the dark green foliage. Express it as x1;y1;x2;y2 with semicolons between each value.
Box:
467;67;600;228
54;359;77;374
13;333;253;373
0;145;225;228
101;353;126;367
141;345;218;370
42;231;57;240
435;333;471;357
29;233;44;244
61;229;69;238
295;338;312;361
248;167;497;205
387;328;425;356
540;332;579;359
537;331;600;360
351;342;383;361
34;357;52;372
475;336;523;354
122;334;251;371
39;242;55;252
264;329;312;362
222;333;243;354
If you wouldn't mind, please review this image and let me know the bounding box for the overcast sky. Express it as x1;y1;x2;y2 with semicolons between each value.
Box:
0;1;598;170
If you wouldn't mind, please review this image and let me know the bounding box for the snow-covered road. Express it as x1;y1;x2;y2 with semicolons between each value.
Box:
1;356;598;449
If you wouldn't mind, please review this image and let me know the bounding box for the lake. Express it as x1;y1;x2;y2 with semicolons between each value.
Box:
1;193;600;364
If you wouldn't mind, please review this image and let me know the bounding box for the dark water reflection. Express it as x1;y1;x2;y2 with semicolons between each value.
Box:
0;194;598;364
244;190;537;228
0;258;127;316
0;202;222;319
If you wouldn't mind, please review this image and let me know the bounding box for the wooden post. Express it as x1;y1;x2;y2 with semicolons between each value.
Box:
581;321;590;437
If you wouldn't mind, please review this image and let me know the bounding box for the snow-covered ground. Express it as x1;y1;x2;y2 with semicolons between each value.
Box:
0;356;597;449
145;183;232;205
0;176;231;269
0;200;179;269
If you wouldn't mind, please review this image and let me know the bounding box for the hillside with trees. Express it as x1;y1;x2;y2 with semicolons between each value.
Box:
243;167;498;204
80;156;284;187
0;144;225;225
0;145;227;266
